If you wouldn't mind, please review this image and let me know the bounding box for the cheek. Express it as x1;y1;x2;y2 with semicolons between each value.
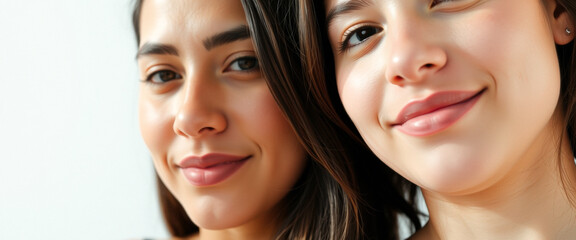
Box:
337;61;385;127
246;88;302;153
462;3;561;113
138;93;175;160
259;110;307;208
233;87;307;209
460;1;555;78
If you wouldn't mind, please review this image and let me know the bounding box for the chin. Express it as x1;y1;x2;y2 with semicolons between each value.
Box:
185;207;244;230
419;175;486;196
413;154;496;195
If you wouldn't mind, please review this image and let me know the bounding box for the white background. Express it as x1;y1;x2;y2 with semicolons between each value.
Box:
0;0;167;239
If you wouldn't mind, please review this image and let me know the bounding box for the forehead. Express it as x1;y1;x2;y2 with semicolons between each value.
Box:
139;0;248;44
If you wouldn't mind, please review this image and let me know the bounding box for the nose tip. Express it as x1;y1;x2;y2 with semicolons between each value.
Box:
385;39;447;86
172;82;227;138
173;107;227;138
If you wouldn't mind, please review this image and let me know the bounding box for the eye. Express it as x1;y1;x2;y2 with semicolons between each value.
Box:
340;25;383;52
226;56;260;72
145;70;182;83
430;0;456;8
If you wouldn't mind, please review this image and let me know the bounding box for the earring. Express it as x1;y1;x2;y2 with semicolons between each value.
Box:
567;28;572;35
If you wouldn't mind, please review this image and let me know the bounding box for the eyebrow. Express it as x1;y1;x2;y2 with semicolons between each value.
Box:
326;0;373;28
202;25;251;50
136;43;179;59
136;25;251;59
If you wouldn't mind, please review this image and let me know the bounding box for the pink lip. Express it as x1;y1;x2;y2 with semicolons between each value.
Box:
392;90;484;136
178;153;250;186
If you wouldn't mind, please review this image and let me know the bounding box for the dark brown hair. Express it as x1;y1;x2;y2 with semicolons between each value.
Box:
298;0;576;223
133;0;421;239
554;0;576;205
240;0;422;239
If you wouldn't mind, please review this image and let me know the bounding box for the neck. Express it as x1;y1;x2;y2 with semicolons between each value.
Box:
192;227;277;240
413;132;576;240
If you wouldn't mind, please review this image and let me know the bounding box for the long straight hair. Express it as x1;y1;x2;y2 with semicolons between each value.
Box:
241;0;422;239
300;0;576;214
133;0;422;239
554;0;576;206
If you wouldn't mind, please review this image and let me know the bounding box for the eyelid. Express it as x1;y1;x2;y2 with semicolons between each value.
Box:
221;52;263;83
338;23;383;54
429;0;479;12
222;51;259;73
142;64;182;84
138;55;182;80
225;57;260;73
139;66;183;94
145;69;182;83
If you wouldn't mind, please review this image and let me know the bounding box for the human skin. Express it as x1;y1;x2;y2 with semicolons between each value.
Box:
136;0;306;239
325;0;576;239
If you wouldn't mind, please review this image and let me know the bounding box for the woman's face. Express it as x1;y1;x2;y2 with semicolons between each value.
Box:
137;0;306;231
326;0;572;194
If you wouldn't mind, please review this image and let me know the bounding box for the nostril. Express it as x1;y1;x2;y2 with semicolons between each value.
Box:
389;75;406;86
423;63;434;68
198;127;215;133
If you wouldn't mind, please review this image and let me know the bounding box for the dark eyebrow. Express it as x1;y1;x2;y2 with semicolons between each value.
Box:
326;0;372;28
136;43;179;59
135;25;250;59
203;25;251;50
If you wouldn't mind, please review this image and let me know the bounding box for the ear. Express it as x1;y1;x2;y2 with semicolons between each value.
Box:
549;1;574;45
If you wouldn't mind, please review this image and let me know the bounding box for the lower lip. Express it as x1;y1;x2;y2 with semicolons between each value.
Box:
180;157;249;186
394;92;483;137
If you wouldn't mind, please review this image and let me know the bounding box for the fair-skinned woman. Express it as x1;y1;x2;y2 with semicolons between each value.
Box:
297;0;576;239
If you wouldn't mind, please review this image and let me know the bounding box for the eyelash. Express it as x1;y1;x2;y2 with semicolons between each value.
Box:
225;56;260;73
430;0;457;8
339;24;383;53
337;0;462;53
144;70;182;84
142;56;259;85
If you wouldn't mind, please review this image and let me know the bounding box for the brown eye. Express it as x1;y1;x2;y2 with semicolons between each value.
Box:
146;70;182;83
227;56;259;72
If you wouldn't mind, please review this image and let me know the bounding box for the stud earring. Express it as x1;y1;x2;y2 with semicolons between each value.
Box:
567;28;572;35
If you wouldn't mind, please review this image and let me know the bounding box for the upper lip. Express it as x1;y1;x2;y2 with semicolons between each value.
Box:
178;153;251;169
392;90;484;126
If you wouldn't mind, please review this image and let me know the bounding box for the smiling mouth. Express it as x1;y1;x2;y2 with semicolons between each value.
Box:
392;89;485;136
179;154;252;186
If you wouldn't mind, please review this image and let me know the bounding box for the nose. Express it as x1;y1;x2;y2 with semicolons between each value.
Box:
384;25;447;86
173;77;227;138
